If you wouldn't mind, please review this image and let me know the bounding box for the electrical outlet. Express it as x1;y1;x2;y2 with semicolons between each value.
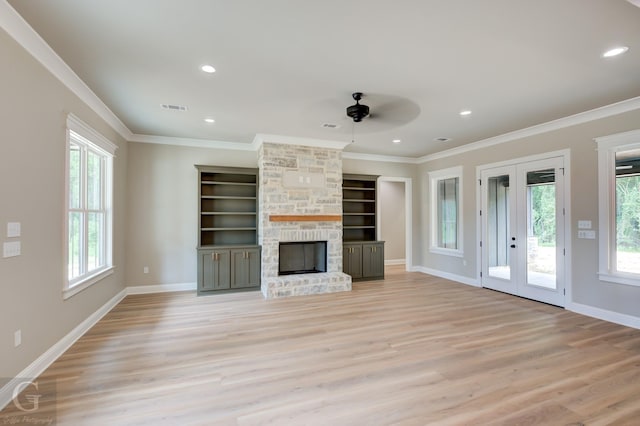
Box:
14;330;21;347
143;266;149;274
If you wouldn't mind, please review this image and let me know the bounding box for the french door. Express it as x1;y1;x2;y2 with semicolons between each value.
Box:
480;157;565;306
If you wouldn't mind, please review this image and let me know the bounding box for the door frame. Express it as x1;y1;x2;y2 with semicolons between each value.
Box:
377;176;413;271
476;149;572;305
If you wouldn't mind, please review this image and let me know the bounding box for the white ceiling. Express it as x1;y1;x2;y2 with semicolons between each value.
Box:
7;0;640;158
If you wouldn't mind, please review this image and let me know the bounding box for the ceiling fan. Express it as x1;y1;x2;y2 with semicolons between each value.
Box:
346;92;370;122
303;92;420;135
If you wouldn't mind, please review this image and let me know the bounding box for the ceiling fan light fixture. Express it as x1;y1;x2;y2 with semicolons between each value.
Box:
346;92;370;122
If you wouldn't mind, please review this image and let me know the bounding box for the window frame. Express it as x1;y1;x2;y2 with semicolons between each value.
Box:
596;129;640;287
64;114;117;299
429;166;464;257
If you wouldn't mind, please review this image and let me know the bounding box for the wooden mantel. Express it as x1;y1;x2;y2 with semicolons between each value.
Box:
269;215;342;222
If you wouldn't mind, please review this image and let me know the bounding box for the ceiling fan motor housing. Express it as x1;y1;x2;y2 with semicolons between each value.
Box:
346;92;370;122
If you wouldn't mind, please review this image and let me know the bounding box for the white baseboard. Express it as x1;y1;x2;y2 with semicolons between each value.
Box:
0;288;127;411
567;302;640;330
411;266;480;287
126;282;196;295
385;259;405;266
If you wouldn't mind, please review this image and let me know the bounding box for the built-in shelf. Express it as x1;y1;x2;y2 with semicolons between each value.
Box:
342;174;378;243
196;165;261;295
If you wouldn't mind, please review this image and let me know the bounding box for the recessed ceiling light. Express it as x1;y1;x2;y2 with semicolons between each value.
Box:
392;139;401;144
204;118;215;123
434;137;451;142
602;46;629;58
201;64;216;73
459;110;472;116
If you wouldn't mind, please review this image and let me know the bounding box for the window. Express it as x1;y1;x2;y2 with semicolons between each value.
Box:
596;129;640;286
429;166;463;256
65;114;117;298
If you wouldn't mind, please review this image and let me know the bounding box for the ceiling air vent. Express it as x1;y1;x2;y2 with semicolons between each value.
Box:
434;137;451;142
321;123;340;129
161;104;188;111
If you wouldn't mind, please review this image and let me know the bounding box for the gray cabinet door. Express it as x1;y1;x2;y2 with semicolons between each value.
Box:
343;243;363;279
362;242;385;278
231;248;261;288
201;249;231;291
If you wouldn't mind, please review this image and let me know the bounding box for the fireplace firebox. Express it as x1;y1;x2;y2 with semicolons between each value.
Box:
278;241;327;275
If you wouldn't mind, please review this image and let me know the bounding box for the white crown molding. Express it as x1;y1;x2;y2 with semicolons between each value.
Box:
342;151;419;164
253;133;351;151
1;1;132;141
418;96;640;163
129;133;256;151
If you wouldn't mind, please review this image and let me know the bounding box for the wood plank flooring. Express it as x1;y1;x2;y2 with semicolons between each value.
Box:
3;266;640;425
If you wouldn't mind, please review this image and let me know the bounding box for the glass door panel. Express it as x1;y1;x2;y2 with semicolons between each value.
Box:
481;166;517;295
525;169;557;290
487;174;512;281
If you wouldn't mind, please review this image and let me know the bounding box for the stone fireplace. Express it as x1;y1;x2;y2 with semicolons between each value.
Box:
257;138;352;298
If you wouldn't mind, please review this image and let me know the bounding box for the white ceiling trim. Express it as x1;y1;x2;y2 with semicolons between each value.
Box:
252;134;352;151
129;134;256;151
418;96;640;163
342;151;419;164
1;0;132;141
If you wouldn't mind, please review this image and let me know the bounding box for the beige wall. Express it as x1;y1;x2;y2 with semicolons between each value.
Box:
418;109;640;317
125;143;257;286
0;29;128;378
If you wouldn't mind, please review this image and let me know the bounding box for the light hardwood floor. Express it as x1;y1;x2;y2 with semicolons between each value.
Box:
3;266;640;425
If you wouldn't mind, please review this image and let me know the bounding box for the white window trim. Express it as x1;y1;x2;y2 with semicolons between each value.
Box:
428;166;464;257
596;129;640;287
64;114;117;299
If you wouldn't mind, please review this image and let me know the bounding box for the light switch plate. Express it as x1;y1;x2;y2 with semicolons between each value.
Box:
578;230;596;239
578;220;592;229
7;222;20;238
3;241;21;257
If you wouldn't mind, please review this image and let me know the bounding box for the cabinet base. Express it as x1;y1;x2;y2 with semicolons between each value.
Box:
197;286;260;296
